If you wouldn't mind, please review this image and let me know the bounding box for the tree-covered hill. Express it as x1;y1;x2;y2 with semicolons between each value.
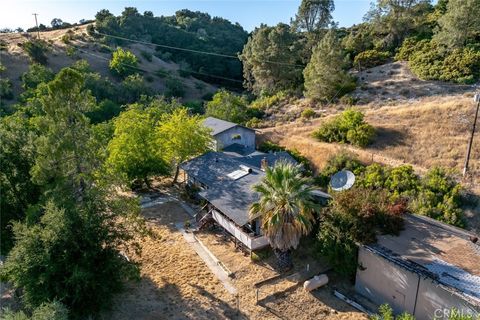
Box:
93;8;248;85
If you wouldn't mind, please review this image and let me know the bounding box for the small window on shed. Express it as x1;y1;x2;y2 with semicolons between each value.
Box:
231;134;242;140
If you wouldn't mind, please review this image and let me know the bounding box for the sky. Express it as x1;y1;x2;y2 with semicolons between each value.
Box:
0;0;372;32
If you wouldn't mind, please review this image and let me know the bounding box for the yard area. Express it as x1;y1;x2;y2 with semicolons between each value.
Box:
103;198;368;320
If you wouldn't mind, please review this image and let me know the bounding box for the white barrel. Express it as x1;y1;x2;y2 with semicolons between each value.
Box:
303;274;329;292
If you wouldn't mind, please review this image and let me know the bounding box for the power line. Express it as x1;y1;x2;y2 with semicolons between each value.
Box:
75;47;243;83
94;31;305;68
32;13;40;39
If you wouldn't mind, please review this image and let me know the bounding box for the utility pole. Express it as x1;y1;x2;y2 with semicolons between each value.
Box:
32;13;40;39
463;92;480;177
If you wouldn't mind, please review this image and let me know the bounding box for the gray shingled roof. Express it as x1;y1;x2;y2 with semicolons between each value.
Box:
181;152;263;226
203;117;254;136
181;150;327;226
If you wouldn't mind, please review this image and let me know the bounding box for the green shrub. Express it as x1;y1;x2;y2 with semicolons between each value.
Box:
301;108;316;119
177;69;191;78
21;64;55;90
317;188;405;278
194;81;206;92
120;74;152;103
65;46;76;57
86;24;96;36
346;123;375;147
155;68;170;78
97;43;113;53
109;47;138;78
0;78;13;99
354;50;390;69
371;304;415;320
140;50;153;62
315;151;365;187
339;95;357;106
402;39;480;84
395;37;420;61
411;167;464;226
31;301;69;320
61;30;74;44
318;153;465;227
313;109;375;147
205;89;250;124
245;117;263;128
165;77;185;98
0;39;7;51
22;40;48;64
183;100;204;114
250;91;288;110
258;141;312;175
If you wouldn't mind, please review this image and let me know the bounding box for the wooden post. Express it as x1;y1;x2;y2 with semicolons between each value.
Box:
236;294;240;313
463;93;480;177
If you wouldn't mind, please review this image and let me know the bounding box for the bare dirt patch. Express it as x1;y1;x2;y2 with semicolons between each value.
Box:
196;228;367;320
352;61;471;106
103;199;368;319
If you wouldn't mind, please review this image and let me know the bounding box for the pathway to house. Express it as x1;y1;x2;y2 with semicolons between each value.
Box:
175;222;238;295
141;195;238;296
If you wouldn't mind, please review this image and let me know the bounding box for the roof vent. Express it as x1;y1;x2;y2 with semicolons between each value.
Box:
261;157;268;171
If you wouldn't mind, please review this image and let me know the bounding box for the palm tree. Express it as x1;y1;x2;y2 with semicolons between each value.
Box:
250;160;319;271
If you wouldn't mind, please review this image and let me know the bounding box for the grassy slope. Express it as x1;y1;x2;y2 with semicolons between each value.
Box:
259;64;480;231
0;25;217;106
260;95;480;231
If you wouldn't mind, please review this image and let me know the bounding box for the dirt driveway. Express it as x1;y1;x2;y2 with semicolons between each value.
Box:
102;200;368;320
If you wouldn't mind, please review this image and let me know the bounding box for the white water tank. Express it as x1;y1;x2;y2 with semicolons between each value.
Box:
303;274;329;292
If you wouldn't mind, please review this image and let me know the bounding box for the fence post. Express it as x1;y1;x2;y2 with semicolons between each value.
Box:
236;294;240;313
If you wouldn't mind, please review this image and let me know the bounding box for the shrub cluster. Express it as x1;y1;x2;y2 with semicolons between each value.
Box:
301;107;316;119
22;40;48;65
313;109;375;147
317;187;406;278
353;49;390;69
109;47;139;78
0;78;13;100
317;153;465;227
396;39;480;84
249;91;288;110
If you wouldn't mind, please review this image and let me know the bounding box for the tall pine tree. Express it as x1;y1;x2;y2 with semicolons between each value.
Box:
303;30;356;101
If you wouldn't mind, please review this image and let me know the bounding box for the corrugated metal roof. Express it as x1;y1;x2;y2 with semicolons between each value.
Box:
365;214;480;305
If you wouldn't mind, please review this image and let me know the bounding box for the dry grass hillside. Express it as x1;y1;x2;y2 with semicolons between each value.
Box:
260;94;480;231
0;25;217;106
351;61;472;106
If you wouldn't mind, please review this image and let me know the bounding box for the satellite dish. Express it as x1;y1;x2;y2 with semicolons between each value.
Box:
330;170;355;191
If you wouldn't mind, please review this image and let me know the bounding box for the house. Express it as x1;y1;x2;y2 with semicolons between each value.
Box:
181;151;297;251
181;117;330;252
355;214;480;319
203;117;256;153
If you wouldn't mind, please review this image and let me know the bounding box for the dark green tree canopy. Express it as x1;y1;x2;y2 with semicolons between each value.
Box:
434;0;480;48
303;30;356;101
240;23;304;95
292;0;335;33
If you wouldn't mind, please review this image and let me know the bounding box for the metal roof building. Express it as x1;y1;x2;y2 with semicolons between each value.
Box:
356;214;480;319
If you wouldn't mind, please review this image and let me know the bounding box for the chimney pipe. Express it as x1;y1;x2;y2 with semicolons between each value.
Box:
261;157;268;171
